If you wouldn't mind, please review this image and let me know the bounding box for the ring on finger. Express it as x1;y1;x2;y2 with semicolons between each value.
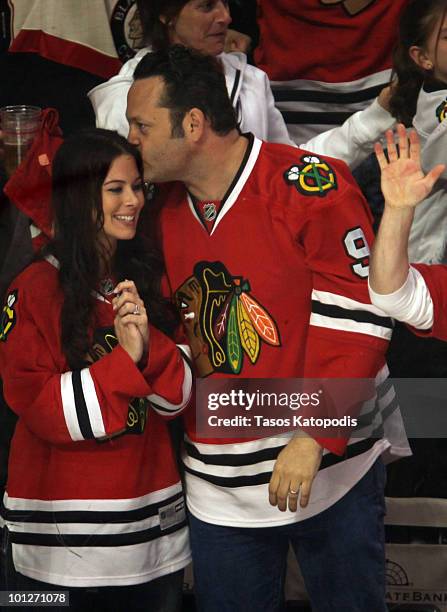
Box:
133;303;140;316
289;489;299;496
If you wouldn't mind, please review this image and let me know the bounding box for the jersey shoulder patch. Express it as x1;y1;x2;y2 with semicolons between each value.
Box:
0;290;18;342
284;155;337;198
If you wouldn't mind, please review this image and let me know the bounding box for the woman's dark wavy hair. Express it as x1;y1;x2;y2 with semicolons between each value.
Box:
45;128;178;369
390;0;447;126
136;0;189;50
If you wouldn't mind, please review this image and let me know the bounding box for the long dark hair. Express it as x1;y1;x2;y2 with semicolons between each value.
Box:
46;129;178;369
390;0;447;126
136;0;189;50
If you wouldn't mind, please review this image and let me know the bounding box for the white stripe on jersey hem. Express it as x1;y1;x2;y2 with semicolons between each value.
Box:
80;367;106;438
183;455;276;479
185;439;389;528
7;513;163;536
149;358;192;414
60;372;84;442
311;289;392;317
4;482;183;512
270;69;392;92
185;432;294;455
11;538;191;587
310;312;392;340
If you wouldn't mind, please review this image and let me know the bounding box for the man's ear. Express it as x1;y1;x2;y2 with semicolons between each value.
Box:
409;45;434;71
183;108;205;142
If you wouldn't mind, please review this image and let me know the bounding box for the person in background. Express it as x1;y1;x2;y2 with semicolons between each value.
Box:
387;0;447;266
89;0;293;145
89;0;396;168
369;124;445;333
254;0;408;144
126;45;410;612
0;129;192;611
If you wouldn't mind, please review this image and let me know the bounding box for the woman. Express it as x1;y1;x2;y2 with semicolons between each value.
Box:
88;0;394;166
0;129;192;611
388;0;447;264
89;0;293;144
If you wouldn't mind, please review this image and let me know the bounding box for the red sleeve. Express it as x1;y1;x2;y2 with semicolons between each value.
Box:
290;159;392;454
0;279;191;443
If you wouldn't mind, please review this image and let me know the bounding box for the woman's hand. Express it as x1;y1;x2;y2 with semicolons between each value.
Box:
113;280;149;364
375;124;445;210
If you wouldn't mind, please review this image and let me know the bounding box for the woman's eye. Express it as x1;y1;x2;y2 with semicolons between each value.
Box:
133;183;144;192
108;187;123;194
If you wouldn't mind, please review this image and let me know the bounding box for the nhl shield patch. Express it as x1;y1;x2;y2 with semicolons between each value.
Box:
284;155;337;197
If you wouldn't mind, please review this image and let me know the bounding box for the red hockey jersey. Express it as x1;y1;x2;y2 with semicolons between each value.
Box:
157;136;409;527
254;0;408;141
0;257;192;586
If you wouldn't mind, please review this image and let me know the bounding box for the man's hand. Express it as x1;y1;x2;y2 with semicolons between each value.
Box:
268;434;323;512
224;28;251;54
375;124;445;210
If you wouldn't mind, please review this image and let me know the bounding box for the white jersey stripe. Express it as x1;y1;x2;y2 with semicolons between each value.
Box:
80;367;106;438
149;358;192;415
310;312;393;340
311;289;393;317
60;372;84;441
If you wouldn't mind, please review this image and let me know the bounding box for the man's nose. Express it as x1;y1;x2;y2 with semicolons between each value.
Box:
127;124;139;145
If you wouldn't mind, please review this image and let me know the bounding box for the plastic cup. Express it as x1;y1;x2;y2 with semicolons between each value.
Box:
1;105;42;177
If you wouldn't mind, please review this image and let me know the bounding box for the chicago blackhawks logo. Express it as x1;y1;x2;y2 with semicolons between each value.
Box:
175;262;280;377
0;290;18;342
436;98;447;123
320;0;375;16
285;155;337;197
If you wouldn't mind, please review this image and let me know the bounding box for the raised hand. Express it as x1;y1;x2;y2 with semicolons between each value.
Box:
113;280;149;364
375;124;445;210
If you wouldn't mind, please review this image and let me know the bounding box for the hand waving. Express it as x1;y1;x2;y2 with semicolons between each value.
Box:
375;124;445;210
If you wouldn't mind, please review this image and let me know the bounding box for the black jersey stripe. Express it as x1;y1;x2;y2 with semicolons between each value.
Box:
229;69;241;104
311;300;394;329
183;439;378;487
2;492;184;524
9;519;187;547
280;111;353;126
184;440;286;467
150;401;182;414
272;84;386;105
72;370;94;440
377;376;394;399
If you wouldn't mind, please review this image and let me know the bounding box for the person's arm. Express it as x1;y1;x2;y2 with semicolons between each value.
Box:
301;85;395;169
369;124;445;295
268;157;393;511
0;276;191;445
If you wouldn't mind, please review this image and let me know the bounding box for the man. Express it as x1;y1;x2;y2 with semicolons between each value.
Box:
126;46;409;612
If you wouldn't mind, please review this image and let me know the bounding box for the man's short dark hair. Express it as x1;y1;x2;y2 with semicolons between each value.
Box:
133;45;239;137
